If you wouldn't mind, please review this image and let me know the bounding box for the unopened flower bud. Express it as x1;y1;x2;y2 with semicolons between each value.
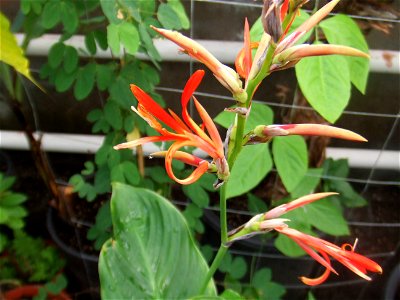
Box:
262;0;284;42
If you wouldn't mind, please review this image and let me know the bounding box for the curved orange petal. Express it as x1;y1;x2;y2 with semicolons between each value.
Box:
300;252;332;286
151;150;205;167
165;141;209;184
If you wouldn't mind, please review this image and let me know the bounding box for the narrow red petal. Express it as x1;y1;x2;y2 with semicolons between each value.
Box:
193;97;224;157
130;85;184;133
244;18;252;78
151;150;204;167
280;0;289;21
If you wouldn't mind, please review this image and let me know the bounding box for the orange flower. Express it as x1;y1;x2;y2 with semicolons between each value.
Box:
275;226;383;285
229;193;382;285
114;70;229;185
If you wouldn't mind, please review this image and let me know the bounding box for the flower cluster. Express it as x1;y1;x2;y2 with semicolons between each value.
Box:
228;193;382;285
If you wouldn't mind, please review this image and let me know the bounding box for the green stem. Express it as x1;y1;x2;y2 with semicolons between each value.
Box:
199;183;229;294
220;183;228;243
199;244;228;294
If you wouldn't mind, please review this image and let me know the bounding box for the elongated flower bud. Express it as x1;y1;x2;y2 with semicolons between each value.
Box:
262;0;284;42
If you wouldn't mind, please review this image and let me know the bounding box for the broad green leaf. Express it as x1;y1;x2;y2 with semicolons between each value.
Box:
168;0;190;29
157;3;182;30
275;220;313;257
320;14;369;93
295;54;350;123
94;30;108;50
100;0;123;24
55;68;76;92
63;46;79;74
107;23;120;56
306;198;350;236
96;64;114;91
118;22;140;55
273;136;308;192
214;102;274;133
252;268;272;286
0;175;16;193
183;183;209;208
104;100;123;130
0;193;27;206
61;2;78;33
99;184;217;298
226;143;272;199
324;180;367;207
247;193;268;214
220;289;245;300
85;32;97;55
0;13;35;83
290;168;323;199
74;63;96;100
48;42;66;68
41;2;61;29
229;257;247;280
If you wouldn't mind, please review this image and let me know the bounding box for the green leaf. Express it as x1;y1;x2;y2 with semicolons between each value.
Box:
273;136;308;192
221;289;245;300
55;68;76;92
96;64;113;91
61;2;78;33
100;0;123;24
295;54;350;123
74;63;96;100
1;193;27;206
157;3;182;30
167;0;190;29
320;14;369;93
107;23;120;56
306;198;350;236
290;168;323;199
41;2;61;29
183;183;209;208
229;257;247;280
48;42;66;68
0;13;35;82
227;143;272;199
99;184;217;298
85;32;97;55
63;46;79;74
118;22;140;55
94;30;108;50
214;102;274;133
252;268;272;286
275;220;313;257
0;175;16;193
325;180;367;208
104;100;123;130
247;193;268;214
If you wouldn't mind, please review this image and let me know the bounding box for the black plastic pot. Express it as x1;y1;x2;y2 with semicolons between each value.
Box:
46;208;99;298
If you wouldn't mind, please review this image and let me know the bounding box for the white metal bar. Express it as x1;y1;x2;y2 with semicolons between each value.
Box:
16;34;400;74
1;130;399;170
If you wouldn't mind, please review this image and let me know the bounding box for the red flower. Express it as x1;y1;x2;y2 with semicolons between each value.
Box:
114;70;228;185
275;226;383;285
